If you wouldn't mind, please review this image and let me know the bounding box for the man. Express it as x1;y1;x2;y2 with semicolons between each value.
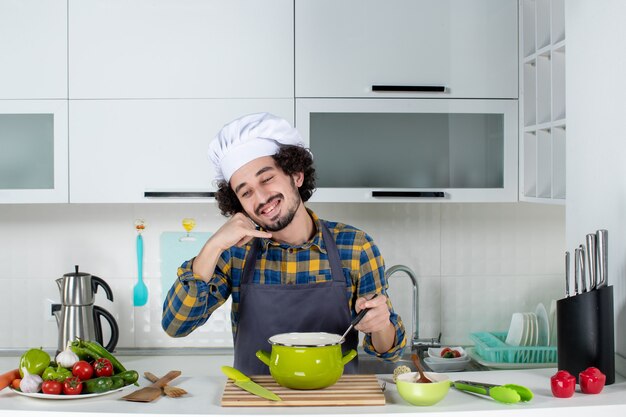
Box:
162;112;406;374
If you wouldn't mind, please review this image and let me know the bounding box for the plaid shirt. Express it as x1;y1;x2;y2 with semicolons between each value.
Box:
162;209;406;360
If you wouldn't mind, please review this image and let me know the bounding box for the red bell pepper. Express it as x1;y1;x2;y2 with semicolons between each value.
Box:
579;367;606;394
551;370;576;398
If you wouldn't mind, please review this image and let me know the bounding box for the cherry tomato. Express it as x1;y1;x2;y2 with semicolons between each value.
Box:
94;358;113;377
63;376;83;395
72;360;94;381
42;380;63;395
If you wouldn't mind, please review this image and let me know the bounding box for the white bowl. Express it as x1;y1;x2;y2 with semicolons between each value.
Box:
424;356;470;372
427;346;467;362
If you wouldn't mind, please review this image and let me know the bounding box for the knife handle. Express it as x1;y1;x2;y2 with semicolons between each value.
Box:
150;370;181;388
585;234;597;290
565;251;570;297
579;244;587;293
596;229;608;287
574;248;581;295
221;366;250;382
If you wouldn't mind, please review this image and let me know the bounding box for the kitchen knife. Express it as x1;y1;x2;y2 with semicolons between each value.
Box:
221;366;282;402
596;229;608;288
574;248;581;295
565;251;570;297
579;244;587;293
585;234;597;290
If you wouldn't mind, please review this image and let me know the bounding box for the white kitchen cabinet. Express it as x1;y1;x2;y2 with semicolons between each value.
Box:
296;98;518;203
0;0;67;99
69;0;293;99
0;100;69;203
69;99;294;203
295;0;518;99
519;0;566;204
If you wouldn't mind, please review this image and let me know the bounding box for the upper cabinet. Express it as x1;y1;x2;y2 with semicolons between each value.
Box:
0;101;69;203
69;99;294;203
295;0;518;99
0;0;67;99
69;0;294;99
519;0;566;204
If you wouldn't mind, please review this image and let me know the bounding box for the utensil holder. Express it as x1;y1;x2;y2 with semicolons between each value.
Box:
556;286;615;385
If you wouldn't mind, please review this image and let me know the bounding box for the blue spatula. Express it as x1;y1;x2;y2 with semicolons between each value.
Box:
133;220;148;307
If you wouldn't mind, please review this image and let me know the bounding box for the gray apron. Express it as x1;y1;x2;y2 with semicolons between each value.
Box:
233;221;359;375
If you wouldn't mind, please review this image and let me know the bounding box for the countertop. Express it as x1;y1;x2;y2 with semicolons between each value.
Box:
1;352;625;417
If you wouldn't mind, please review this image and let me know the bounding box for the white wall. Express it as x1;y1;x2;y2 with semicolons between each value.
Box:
0;202;564;350
566;1;626;374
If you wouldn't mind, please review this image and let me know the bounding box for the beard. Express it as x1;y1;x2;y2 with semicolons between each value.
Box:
254;179;301;232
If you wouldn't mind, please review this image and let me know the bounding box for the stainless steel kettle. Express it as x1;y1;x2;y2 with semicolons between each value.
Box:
52;265;119;353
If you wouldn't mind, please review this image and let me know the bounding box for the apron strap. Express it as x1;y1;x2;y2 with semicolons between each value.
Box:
241;238;261;285
319;221;347;284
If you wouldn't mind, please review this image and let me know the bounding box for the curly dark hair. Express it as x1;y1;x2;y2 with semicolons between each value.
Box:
215;145;316;217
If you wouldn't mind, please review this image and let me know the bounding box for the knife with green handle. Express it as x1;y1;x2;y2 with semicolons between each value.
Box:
221;366;282;402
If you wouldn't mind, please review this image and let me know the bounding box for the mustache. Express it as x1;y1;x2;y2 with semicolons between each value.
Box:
255;194;283;216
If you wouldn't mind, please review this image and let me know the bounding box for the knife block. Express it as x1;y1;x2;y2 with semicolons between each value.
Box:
556;286;615;385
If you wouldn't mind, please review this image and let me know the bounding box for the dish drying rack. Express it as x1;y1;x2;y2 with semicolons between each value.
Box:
470;332;557;364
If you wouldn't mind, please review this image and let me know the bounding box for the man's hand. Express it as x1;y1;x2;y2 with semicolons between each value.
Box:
210;213;272;251
354;293;396;354
354;293;391;334
192;213;271;280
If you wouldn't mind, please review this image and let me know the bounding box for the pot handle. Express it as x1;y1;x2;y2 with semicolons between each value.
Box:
255;350;271;367
341;349;357;365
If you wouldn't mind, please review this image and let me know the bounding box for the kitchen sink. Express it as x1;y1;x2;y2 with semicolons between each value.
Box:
355;350;488;374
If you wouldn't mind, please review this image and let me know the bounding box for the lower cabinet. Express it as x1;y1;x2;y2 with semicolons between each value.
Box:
0;100;68;203
68;99;294;203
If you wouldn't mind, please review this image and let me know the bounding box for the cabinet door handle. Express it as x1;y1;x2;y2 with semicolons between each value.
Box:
144;191;215;198
372;191;445;198
372;85;446;93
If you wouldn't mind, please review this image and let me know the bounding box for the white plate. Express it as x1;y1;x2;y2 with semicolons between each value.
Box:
424;356;470;372
505;313;525;346
549;299;557;346
535;302;550;346
427;346;467;362
10;384;131;400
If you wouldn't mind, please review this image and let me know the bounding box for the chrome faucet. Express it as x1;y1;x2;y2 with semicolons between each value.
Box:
385;265;441;352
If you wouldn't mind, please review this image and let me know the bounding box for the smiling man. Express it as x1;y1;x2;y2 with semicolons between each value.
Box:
162;112;406;374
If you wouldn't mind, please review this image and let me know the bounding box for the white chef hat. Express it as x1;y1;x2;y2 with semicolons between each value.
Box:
208;112;306;183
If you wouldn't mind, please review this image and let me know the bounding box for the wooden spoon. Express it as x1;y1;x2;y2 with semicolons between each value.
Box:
411;353;433;383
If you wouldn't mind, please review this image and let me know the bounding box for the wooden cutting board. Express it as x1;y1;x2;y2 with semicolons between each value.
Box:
221;374;385;407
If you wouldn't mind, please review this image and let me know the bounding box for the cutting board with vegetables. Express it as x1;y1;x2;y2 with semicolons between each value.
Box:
221;374;385;407
160;231;212;302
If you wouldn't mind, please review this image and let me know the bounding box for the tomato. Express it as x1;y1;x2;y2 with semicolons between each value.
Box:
63;376;83;395
440;347;452;357
41;380;62;395
94;358;113;377
451;350;461;358
72;360;94;380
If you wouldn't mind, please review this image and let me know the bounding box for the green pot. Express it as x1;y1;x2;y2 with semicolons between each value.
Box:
256;332;357;390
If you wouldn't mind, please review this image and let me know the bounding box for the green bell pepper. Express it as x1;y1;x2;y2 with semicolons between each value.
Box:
19;348;51;377
42;365;73;382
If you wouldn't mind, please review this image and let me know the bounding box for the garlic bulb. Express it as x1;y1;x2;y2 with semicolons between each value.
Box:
55;342;79;368
20;370;43;393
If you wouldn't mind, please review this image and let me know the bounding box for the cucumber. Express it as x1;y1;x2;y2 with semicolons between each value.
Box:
110;376;125;390
116;370;139;386
83;377;113;394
